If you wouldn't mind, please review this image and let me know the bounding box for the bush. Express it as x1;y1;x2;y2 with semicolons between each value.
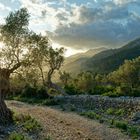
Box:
21;85;37;98
102;91;118;97
114;120;128;130
23;118;41;132
41;99;59;106
128;126;140;139
37;87;49;99
48;88;59;95
89;85;115;95
106;108;125;116
13;114;41;132
106;108;115;115
64;85;81;95
8;132;30;140
80;111;101;120
115;109;125;116
130;88;140;97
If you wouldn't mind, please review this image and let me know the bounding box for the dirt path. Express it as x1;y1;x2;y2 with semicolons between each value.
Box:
7;101;131;140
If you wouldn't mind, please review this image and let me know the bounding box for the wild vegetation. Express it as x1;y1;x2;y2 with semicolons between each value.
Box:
0;8;140;140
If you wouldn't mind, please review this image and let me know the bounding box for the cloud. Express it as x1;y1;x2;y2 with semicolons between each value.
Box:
49;0;140;49
0;3;11;11
1;0;140;50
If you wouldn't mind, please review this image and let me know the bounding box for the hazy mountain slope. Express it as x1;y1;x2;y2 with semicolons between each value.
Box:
85;38;140;73
62;48;106;75
62;38;140;75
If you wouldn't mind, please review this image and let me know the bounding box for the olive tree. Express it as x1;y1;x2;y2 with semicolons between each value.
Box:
0;8;32;123
30;33;65;88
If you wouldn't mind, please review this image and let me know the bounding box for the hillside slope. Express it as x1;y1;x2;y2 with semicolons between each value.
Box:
62;48;106;75
63;38;140;75
85;38;140;73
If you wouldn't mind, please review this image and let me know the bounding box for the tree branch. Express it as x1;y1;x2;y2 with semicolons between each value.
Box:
9;62;21;73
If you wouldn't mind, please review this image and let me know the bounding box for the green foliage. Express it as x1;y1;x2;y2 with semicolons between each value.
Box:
21;85;37;98
48;88;59;95
41;99;59;106
106;108;125;116
113;120;128;130
127;126;140;139
8;132;30;140
80;111;101;120
23;118;41;132
130;88;140;97
64;85;81;95
89;85;114;95
109;57;140;87
44;136;52;140
102;91;119;97
37;87;49;99
115;109;125;116
13;114;41;132
106;108;115;115
19;85;49;99
63;39;140;75
59;71;71;86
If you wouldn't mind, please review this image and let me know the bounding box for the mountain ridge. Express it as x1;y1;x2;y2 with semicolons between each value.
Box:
62;38;140;75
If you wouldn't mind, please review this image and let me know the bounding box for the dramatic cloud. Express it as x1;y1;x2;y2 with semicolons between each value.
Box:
1;0;140;52
50;0;140;49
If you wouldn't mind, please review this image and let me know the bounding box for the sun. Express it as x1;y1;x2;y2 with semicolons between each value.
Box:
52;43;86;57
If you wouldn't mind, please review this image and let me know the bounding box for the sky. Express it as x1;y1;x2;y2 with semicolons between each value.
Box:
0;0;140;56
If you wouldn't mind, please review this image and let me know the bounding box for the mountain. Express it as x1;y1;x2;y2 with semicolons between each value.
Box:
62;38;140;75
62;48;106;75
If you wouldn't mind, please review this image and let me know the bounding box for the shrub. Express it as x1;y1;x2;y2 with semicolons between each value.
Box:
128;126;140;139
80;111;101;120
41;99;59;106
21;85;37;98
13;114;41;132
106;108;115;115
37;87;49;99
13;114;32;124
8;132;30;140
130;88;140;97
64;85;81;95
113;120;128;131
102;91;118;97
89;85;115;95
106;108;125;116
115;109;125;116
48;88;59;95
23;118;41;132
44;136;52;140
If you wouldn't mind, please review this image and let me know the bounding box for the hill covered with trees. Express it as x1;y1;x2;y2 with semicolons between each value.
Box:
63;38;140;75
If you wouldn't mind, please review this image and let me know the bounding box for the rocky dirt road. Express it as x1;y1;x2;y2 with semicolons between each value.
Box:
7;101;131;140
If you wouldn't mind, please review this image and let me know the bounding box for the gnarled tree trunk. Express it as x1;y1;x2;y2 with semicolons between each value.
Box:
47;69;54;88
0;69;13;124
